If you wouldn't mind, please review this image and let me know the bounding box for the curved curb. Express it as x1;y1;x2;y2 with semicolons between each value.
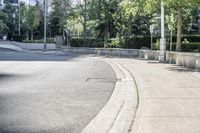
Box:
81;58;139;133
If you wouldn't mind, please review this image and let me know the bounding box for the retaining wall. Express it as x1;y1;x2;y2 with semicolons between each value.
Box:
63;47;139;57
12;42;56;50
64;47;200;70
139;50;200;70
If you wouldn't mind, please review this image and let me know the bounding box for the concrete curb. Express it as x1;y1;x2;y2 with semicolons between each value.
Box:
81;58;139;133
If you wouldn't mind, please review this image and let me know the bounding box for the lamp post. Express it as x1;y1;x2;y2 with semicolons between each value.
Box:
44;0;48;49
18;0;21;36
159;0;166;62
150;25;154;50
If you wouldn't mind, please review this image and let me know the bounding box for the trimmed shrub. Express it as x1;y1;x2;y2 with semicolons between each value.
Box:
182;43;200;52
12;35;24;42
122;36;151;49
108;36;151;49
165;35;200;43
167;43;200;52
22;38;55;43
108;38;122;48
70;37;104;48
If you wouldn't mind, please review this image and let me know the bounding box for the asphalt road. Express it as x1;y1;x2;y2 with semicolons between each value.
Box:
0;51;116;133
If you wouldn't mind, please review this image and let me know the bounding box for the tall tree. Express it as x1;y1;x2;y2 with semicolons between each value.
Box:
0;11;8;33
49;0;71;36
24;6;41;40
142;0;200;51
76;0;88;45
164;0;200;51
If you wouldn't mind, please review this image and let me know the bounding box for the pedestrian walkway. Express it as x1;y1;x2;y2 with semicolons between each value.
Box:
109;58;200;133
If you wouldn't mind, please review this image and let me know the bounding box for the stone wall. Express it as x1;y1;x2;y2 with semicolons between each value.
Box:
139;50;200;70
63;47;139;57
166;52;200;70
12;42;56;50
64;47;200;70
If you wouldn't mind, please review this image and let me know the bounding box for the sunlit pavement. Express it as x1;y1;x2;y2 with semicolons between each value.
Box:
108;58;200;133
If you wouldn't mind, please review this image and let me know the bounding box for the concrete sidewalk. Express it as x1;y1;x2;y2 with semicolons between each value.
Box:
109;58;200;133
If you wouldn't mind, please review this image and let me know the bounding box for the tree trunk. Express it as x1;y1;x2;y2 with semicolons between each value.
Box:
127;15;132;36
83;17;87;46
104;21;109;48
31;31;34;41
83;0;87;46
176;6;182;52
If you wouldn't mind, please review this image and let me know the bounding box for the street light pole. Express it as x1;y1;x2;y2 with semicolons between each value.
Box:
18;0;21;36
44;0;47;49
160;0;166;62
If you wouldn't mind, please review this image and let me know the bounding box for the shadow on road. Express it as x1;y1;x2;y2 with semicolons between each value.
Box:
166;66;200;73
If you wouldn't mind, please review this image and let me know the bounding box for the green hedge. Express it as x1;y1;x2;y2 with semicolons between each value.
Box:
71;36;152;49
155;35;200;43
180;35;200;43
22;38;55;43
108;36;151;49
153;42;200;52
70;37;104;48
70;36;200;52
12;35;25;42
182;43;200;52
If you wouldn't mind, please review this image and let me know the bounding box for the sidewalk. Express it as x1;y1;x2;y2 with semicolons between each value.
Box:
109;58;200;133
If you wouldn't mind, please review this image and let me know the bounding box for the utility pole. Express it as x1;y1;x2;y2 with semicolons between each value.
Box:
44;0;47;49
18;0;21;36
150;25;154;50
159;0;166;62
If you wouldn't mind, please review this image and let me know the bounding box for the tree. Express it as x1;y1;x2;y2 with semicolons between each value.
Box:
24;6;41;40
49;0;71;36
142;0;200;51
165;0;200;51
0;11;8;33
2;1;17;39
118;0;138;35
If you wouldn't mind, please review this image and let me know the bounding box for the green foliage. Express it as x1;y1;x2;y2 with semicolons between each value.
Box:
24;6;41;31
108;38;121;48
182;43;200;52
22;38;55;43
70;37;103;47
2;2;17;38
49;0;71;36
165;42;200;52
119;1;138;19
0;11;8;33
122;36;151;49
108;36;151;49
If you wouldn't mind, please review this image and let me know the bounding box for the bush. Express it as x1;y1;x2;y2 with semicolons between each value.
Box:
108;36;151;49
70;37;103;47
122;36;151;49
165;35;200;43
22;38;55;43
182;43;200;52
12;35;24;42
152;39;160;50
108;38;122;48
